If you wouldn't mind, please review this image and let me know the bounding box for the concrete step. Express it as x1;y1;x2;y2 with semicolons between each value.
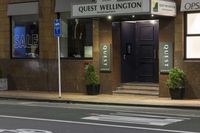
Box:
117;86;159;91
113;90;159;96
113;83;159;96
121;82;159;87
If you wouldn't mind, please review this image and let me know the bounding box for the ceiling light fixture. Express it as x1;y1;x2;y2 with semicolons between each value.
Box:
107;15;112;20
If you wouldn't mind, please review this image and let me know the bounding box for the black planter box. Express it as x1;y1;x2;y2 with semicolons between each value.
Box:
86;84;100;95
169;88;184;100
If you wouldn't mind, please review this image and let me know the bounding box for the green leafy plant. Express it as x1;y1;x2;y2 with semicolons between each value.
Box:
166;68;186;89
85;64;100;85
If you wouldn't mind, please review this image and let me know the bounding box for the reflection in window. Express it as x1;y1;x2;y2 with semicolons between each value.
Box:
60;12;93;59
186;36;200;58
187;13;200;34
12;15;39;58
185;13;200;59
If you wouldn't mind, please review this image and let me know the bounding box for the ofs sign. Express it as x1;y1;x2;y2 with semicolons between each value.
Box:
181;0;200;11
72;0;150;18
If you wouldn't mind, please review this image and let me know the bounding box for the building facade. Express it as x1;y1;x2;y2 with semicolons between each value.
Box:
0;0;200;98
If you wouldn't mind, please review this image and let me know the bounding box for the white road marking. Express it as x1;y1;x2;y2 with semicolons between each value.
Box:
0;129;52;133
82;114;185;126
0;115;198;133
113;112;191;120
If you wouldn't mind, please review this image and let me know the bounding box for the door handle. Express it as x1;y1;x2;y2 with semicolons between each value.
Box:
123;54;126;60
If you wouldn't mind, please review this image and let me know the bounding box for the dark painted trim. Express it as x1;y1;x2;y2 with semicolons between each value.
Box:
8;1;39;5
61;58;93;60
9;17;12;59
57;12;60;19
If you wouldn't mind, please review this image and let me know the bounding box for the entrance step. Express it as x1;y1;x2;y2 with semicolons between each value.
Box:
113;83;159;96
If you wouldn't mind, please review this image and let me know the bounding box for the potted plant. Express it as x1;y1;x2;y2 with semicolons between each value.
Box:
166;67;186;99
85;64;100;95
0;67;8;91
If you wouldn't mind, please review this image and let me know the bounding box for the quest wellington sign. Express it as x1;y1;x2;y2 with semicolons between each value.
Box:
72;0;150;18
181;0;200;11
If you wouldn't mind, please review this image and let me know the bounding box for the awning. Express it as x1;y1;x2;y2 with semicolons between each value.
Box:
7;2;39;16
55;0;94;13
72;0;176;18
181;0;200;12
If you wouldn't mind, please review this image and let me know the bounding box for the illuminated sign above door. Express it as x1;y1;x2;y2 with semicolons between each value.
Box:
72;0;150;18
72;0;176;18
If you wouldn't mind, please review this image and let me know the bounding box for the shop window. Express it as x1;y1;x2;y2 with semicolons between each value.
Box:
12;15;39;58
185;13;200;59
60;12;93;59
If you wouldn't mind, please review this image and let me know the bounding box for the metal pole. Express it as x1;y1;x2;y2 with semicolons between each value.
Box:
58;37;61;98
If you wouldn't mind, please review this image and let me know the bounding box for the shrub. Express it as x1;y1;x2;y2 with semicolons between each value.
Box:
166;67;186;89
85;64;100;85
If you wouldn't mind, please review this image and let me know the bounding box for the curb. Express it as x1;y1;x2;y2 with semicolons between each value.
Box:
0;96;200;110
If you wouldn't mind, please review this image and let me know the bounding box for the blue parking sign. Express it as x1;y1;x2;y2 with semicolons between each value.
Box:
54;19;61;37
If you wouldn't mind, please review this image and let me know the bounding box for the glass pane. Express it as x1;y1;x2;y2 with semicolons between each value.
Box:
60;12;70;58
60;13;93;59
187;13;200;34
12;15;39;58
68;19;93;58
186;36;200;59
84;46;93;58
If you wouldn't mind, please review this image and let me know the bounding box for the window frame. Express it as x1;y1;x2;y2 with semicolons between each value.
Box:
184;12;200;60
58;13;93;60
10;15;39;59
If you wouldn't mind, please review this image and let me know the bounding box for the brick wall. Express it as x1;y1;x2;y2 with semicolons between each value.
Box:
0;0;59;91
0;0;10;59
174;0;200;98
159;18;175;97
0;0;118;93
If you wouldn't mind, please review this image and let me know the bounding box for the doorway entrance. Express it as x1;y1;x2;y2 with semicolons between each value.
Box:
120;20;159;83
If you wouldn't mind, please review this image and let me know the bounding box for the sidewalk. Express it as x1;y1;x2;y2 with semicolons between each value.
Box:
0;90;200;109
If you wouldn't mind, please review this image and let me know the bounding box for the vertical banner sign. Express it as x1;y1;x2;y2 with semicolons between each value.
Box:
159;42;173;73
54;19;61;37
54;19;62;98
100;43;111;72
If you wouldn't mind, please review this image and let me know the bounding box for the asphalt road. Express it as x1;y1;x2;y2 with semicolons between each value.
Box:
0;99;199;133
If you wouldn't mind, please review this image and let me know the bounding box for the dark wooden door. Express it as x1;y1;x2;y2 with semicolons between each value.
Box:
121;21;158;83
135;21;159;82
121;22;136;83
